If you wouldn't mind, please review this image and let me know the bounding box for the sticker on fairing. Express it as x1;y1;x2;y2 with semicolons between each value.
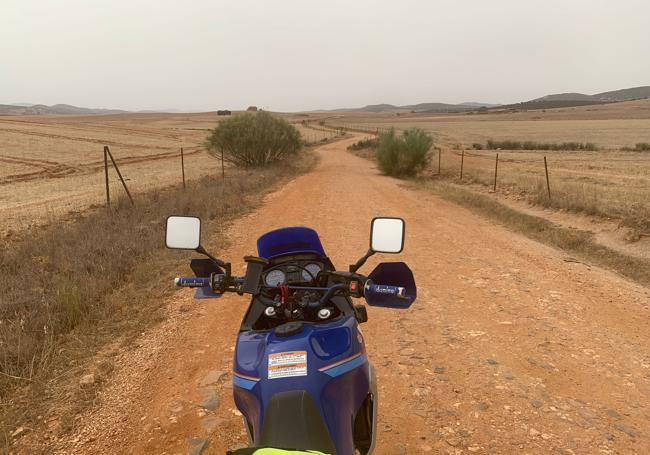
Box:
268;351;308;379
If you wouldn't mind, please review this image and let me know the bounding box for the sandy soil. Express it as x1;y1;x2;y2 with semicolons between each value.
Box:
22;136;650;454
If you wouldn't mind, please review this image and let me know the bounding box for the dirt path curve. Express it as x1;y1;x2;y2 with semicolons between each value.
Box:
48;136;650;454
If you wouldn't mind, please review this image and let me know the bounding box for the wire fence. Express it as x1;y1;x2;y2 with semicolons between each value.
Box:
0;145;216;235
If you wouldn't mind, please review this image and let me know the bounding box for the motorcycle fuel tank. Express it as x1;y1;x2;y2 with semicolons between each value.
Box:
233;315;371;454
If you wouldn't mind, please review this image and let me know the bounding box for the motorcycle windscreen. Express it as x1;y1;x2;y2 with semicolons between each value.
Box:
366;262;417;308
257;227;326;259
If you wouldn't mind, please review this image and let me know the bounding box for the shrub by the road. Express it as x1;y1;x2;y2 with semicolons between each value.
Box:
206;111;301;167
377;128;432;177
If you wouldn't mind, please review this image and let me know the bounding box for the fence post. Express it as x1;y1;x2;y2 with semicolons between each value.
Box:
460;150;465;179
103;146;110;208
544;156;551;199
221;149;225;180
437;148;442;175
105;146;134;205
180;147;186;189
493;153;499;192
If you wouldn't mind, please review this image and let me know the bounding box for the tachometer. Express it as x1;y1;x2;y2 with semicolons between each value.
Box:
265;269;286;287
301;263;321;281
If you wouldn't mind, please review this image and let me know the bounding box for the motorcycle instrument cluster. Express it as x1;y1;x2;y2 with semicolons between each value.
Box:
265;269;286;286
264;262;323;286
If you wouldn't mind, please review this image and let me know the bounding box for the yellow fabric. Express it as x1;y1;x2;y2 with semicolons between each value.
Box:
251;449;329;455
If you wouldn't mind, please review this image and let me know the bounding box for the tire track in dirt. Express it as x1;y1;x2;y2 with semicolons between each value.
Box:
0;126;177;150
0;149;203;185
22;136;650;455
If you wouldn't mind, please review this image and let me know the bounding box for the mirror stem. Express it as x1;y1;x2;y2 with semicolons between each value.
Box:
349;249;375;273
196;244;231;277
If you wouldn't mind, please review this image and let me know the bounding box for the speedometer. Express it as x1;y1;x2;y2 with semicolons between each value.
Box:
301;263;321;281
265;269;286;286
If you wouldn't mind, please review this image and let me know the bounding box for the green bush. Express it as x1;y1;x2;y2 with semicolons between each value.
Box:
376;128;432;177
206;112;301;167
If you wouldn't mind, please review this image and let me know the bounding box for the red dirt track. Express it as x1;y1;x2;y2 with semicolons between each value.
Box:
39;136;649;454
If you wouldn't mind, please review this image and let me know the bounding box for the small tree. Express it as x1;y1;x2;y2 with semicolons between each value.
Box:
376;128;432;177
206;112;301;167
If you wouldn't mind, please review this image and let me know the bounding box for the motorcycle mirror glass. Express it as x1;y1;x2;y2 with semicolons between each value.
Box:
165;216;201;250
370;217;404;253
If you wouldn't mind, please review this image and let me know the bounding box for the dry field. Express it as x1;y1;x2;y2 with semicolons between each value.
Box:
0;113;224;235
324;98;650;149
0;113;322;236
327;100;650;230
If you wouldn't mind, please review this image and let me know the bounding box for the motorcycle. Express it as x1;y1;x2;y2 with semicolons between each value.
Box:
165;216;417;455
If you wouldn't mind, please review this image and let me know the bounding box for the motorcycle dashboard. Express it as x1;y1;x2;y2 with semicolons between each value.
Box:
263;259;326;287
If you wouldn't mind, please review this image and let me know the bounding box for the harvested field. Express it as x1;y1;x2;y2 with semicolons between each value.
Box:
324;99;650;149
0;112;316;236
0;113;219;235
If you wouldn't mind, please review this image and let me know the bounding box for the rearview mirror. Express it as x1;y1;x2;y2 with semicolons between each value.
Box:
370;217;404;253
166;216;201;250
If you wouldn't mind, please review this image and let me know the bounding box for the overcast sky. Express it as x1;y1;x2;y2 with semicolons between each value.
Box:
2;0;649;112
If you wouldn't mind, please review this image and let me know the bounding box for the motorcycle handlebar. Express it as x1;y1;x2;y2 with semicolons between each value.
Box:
174;275;407;302
174;277;211;287
364;283;407;299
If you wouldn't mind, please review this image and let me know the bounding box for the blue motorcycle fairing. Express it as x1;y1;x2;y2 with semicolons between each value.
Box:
233;315;371;454
257;227;326;260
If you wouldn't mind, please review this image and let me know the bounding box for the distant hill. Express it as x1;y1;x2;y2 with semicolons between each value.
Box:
532;86;650;103
533;92;596;102
459;102;502;108
319;85;649;114
324;101;499;113
594;86;650;102
0;103;128;116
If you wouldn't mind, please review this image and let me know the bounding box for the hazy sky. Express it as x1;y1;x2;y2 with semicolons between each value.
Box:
2;0;649;112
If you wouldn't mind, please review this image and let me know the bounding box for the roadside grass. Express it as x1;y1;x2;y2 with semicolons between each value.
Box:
0;150;318;446
483;140;598;151
415;179;650;288
431;150;650;232
621;142;650;152
347;137;378;151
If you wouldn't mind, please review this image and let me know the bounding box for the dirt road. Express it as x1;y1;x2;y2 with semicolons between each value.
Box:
44;136;650;454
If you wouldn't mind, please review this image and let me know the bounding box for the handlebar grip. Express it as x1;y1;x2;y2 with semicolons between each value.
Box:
174;277;210;288
365;283;407;298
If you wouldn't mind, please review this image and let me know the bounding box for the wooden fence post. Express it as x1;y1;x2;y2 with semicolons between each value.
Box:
221;149;225;180
180;147;186;189
460;150;465;179
493;153;499;192
544;156;551;199
105;146;134;205
437;148;442;175
103;146;110;208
